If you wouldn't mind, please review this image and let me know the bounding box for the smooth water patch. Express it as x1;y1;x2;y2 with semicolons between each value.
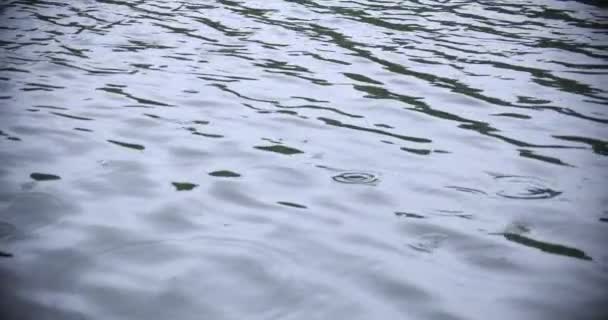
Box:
0;222;16;239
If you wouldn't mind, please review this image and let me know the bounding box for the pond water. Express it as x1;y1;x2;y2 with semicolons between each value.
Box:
1;0;607;319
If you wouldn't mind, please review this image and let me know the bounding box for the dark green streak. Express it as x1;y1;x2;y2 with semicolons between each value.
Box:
401;147;431;155
193;132;224;138
51;112;93;121
518;149;572;167
209;170;241;178
504;233;592;261
254;145;303;155
172;182;198;191
277;201;307;209
343;72;383;85
552;135;608;156
318;117;431;144
395;212;425;219
30;173;61;181
108;140;145;151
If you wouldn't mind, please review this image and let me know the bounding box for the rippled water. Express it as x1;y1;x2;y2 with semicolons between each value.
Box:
1;0;607;319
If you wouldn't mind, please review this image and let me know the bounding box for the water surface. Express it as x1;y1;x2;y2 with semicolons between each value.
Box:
1;0;608;319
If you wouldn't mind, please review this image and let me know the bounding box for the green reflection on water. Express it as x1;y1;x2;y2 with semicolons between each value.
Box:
30;173;61;181
504;233;592;261
209;170;241;178
277;201;307;209
254;145;303;155
107;140;145;151
172;182;198;191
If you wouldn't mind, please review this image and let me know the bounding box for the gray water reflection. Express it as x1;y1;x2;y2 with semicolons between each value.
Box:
1;0;608;319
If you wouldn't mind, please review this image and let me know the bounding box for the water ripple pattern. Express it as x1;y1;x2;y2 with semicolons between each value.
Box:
332;172;380;185
1;0;607;319
494;175;563;200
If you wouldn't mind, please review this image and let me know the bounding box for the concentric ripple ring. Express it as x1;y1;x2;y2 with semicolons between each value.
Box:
332;172;379;185
495;176;562;200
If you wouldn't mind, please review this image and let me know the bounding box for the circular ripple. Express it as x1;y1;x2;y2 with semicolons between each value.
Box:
495;176;561;200
332;172;379;185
